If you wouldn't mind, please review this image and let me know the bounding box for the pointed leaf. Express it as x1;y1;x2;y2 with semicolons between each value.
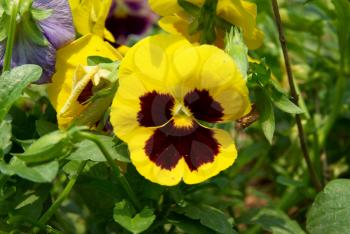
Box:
255;88;275;144
0;65;42;122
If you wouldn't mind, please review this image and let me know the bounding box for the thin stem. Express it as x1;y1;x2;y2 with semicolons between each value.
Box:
271;0;322;192
2;0;20;73
77;131;141;210
37;161;87;226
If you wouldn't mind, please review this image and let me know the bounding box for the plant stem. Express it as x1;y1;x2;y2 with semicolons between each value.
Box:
2;0;20;73
77;131;141;210
271;0;322;192
37;161;87;226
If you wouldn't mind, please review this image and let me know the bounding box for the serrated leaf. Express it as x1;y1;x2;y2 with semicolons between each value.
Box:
0;157;58;183
307;179;350;234
113;200;155;234
0;65;42;122
68;135;130;162
271;89;304;114
255;88;275;144
175;204;234;234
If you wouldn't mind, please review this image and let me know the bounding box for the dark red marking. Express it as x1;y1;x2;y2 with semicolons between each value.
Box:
137;91;175;127
77;81;93;104
184;89;224;122
145;120;220;171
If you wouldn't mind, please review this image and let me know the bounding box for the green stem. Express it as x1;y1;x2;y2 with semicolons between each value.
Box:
2;0;20;73
77;131;141;210
271;0;322;192
37;161;87;226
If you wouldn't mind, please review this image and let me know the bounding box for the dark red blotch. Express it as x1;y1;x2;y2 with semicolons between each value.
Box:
137;91;174;127
184;89;224;122
145;120;220;171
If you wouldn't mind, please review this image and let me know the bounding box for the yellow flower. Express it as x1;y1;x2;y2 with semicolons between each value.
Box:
110;34;250;186
69;0;115;42
48;34;122;129
149;0;264;49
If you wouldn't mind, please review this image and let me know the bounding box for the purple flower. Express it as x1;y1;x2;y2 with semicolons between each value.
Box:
106;0;157;44
0;0;75;84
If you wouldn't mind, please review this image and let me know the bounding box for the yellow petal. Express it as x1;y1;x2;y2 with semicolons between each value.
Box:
149;0;183;16
71;0;112;39
119;34;192;92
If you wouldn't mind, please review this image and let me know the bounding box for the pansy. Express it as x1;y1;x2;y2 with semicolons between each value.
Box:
47;34;122;129
0;0;75;83
69;0;156;44
68;0;115;41
105;0;157;44
110;34;250;185
149;0;264;49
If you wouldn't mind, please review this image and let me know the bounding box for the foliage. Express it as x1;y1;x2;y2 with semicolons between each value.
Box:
0;0;349;233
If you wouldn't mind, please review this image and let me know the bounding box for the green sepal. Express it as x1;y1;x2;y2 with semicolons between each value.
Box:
225;27;249;80
177;0;199;16
30;7;52;21
0;16;9;42
22;14;48;46
87;56;114;66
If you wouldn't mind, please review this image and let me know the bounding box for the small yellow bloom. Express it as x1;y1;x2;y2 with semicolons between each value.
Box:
110;34;250;185
69;0;115;42
149;0;264;49
48;34;122;129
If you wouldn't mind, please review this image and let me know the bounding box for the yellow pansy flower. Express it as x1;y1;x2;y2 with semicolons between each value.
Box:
149;0;264;49
69;0;115;42
48;34;122;129
110;34;250;186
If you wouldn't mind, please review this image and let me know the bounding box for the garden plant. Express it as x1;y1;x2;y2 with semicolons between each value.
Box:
0;0;349;233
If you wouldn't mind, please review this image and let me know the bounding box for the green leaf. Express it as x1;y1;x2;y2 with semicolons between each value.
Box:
175;204;234;234
168;215;218;234
0;65;42;123
14;130;71;164
255;88;275;144
0;157;58;183
113;200;155;234
244;208;306;234
68;135;130;162
0;117;12;157
306;179;350;234
35;119;58;136
276;176;305;188
271;89;304;114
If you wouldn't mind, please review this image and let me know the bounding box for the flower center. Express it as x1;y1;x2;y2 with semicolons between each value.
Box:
172;102;193;128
